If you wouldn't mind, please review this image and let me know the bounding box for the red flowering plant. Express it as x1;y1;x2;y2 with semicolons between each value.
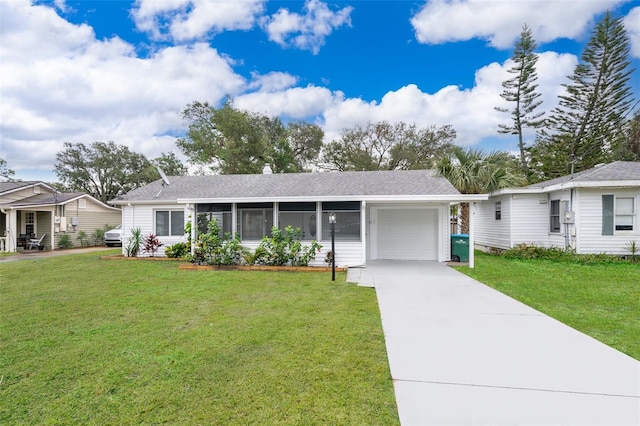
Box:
143;233;163;257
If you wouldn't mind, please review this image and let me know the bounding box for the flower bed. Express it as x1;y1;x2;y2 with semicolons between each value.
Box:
179;263;346;272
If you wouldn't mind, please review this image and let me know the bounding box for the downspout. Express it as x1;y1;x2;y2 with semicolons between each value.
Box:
469;201;476;268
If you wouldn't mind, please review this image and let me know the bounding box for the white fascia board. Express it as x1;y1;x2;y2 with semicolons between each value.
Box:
554;180;640;190
61;194;121;211
489;187;544;196
111;199;181;206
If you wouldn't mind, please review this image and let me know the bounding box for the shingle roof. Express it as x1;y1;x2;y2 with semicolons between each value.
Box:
115;169;464;203
0;181;43;194
0;192;90;208
527;161;640;188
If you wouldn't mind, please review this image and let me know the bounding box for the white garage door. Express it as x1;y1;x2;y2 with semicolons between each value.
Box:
375;208;438;260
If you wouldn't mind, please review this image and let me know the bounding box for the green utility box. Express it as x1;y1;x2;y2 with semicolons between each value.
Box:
451;234;470;262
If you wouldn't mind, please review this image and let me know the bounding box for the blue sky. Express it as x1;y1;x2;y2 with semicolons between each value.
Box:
1;0;639;182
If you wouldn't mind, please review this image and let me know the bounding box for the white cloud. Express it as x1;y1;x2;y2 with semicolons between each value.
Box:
0;1;585;182
247;71;298;92
235;85;340;119
0;1;245;179
625;7;640;58
261;0;353;54
132;0;266;41
321;52;577;147
410;0;624;48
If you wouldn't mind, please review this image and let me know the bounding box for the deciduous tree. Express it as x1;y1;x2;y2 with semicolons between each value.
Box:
177;100;323;174
320;121;455;171
54;141;153;203
0;157;16;181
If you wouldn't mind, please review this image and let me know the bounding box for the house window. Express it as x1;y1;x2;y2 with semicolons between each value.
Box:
79;199;86;209
550;200;561;233
197;204;232;237
155;210;185;236
495;201;502;221
615;197;635;231
321;201;361;241
25;212;35;236
237;203;273;240
278;202;317;240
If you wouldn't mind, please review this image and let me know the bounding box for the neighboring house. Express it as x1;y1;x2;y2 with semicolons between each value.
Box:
475;161;640;255
111;168;487;267
0;181;121;252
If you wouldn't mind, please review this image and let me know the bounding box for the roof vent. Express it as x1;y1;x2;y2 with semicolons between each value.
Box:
262;163;272;174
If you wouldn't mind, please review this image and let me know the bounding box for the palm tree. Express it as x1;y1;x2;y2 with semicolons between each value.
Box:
436;147;527;233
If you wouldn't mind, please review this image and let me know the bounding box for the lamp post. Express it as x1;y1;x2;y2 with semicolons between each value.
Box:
328;212;336;281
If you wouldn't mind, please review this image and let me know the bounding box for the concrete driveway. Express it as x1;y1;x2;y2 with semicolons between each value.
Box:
352;261;640;425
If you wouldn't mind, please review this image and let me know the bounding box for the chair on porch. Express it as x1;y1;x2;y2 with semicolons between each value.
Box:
27;234;46;250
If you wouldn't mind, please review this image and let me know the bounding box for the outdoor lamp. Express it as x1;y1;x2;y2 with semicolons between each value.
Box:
329;212;336;281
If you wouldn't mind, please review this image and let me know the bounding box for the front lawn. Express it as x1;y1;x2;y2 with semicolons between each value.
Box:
458;252;640;360
0;253;398;424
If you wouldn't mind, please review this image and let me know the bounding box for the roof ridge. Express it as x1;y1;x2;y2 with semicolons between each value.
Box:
569;161;618;181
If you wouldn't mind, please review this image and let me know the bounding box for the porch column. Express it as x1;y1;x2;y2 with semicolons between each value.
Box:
360;200;367;264
50;211;56;251
5;209;17;252
469;201;476;268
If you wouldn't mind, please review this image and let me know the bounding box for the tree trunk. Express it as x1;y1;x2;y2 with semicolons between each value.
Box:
460;203;470;234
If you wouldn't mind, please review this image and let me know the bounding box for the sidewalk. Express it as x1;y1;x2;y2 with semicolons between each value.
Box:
0;246;116;263
353;261;640;425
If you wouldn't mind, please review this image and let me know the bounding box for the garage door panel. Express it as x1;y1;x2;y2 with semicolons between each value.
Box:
376;209;437;261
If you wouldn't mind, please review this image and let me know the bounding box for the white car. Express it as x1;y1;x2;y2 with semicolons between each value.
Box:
104;225;123;246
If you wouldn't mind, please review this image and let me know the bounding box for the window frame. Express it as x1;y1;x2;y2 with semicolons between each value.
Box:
155;209;185;237
321;201;361;242
615;196;635;232
237;203;274;241
494;201;501;221
549;200;561;233
278;202;317;240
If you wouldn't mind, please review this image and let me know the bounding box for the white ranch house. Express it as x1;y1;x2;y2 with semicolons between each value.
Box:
111;169;487;267
474;161;640;256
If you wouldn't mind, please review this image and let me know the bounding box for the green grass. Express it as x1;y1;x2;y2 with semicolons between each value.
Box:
458;251;640;360
0;253;398;425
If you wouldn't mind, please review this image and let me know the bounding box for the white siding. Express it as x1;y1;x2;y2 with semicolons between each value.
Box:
475;196;512;250
476;192;573;251
121;204;188;257
575;188;640;254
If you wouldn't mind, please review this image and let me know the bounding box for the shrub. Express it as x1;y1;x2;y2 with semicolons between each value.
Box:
76;231;89;247
143;233;163;257
503;243;628;265
254;226;322;267
125;227;142;257
190;219;247;266
625;241;638;263
58;234;73;249
165;242;189;258
92;228;105;246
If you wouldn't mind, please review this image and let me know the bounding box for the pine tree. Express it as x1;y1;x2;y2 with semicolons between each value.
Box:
533;11;634;179
496;24;545;175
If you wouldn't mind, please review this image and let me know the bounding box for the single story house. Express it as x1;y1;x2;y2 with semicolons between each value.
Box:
111;169;488;267
474;161;640;255
0;181;122;252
